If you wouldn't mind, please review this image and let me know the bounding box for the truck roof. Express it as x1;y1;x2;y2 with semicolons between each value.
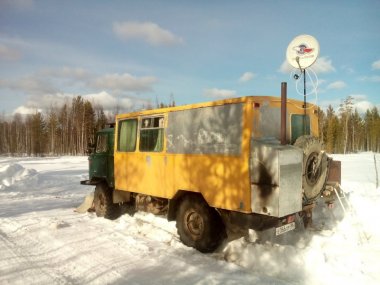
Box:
116;95;318;120
97;127;114;134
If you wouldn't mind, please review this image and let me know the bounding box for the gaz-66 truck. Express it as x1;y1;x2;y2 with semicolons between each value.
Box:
81;86;337;253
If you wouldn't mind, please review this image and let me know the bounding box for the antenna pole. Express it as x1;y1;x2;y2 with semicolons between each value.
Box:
303;69;307;135
281;82;287;145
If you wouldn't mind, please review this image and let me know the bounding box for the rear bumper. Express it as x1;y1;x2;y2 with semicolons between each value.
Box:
220;210;295;232
80;180;98;186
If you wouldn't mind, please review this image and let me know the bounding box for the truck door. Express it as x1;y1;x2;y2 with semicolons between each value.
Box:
138;115;170;196
90;133;109;181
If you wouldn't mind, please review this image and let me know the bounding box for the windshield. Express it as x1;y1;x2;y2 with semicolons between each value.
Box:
95;134;108;153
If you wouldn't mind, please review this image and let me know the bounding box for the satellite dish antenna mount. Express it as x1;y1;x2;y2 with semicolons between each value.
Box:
286;34;320;134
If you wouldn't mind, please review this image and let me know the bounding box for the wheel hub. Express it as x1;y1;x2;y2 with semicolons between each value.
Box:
305;152;321;185
184;210;204;240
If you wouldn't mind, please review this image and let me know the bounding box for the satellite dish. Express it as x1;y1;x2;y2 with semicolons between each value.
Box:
286;34;320;69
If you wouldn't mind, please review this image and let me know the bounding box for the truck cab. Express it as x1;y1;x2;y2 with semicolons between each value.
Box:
81;127;115;188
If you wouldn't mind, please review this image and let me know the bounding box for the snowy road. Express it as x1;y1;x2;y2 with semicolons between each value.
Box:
0;155;379;285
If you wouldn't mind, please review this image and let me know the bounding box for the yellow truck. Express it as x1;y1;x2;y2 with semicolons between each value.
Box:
81;85;333;252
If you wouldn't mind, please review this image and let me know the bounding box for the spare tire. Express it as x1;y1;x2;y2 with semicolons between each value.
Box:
294;135;328;204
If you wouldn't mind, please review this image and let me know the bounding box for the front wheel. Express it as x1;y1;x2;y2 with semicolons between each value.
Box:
93;183;121;220
176;195;226;253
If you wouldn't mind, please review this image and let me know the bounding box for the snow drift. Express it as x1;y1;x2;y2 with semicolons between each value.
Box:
0;154;379;285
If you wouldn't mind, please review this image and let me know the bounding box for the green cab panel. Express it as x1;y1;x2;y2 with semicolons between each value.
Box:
88;128;115;187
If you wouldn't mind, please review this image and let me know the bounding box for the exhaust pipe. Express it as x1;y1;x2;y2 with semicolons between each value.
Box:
281;82;287;145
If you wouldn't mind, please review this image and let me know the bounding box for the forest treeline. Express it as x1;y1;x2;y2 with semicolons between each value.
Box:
0;95;379;156
0;96;109;156
318;96;380;154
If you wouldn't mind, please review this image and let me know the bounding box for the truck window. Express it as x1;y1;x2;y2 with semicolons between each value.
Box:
139;116;164;152
96;134;108;153
291;114;310;143
118;119;138;152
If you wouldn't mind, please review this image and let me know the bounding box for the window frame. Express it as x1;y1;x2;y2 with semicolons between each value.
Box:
139;115;165;152
290;114;311;143
95;133;108;154
117;118;138;152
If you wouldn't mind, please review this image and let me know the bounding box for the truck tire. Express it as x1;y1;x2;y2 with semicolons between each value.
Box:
176;195;226;253
294;135;328;204
94;183;121;220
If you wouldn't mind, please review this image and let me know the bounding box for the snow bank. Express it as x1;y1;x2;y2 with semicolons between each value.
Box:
0;163;36;190
219;153;380;284
0;154;379;285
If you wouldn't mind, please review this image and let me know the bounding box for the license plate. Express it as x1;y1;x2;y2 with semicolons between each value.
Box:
275;222;295;236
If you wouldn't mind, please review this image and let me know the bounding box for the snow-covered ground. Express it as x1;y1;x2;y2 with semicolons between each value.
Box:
0;153;379;285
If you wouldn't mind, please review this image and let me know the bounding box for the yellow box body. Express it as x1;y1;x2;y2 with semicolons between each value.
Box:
114;96;318;213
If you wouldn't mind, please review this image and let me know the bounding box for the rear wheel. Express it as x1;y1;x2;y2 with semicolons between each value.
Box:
94;183;121;220
176;195;226;253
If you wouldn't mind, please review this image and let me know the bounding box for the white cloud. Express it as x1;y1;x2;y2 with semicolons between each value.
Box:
88;92;129;109
278;56;335;74
93;73;157;93
347;94;374;114
350;94;367;101
0;76;56;95
239;72;256;83
83;91;133;111
318;98;341;111
327;81;346;90
278;60;294;74
354;100;374;114
113;21;184;46
318;94;375;114
0;67;93;98
0;44;21;61
372;59;380;70
13;106;41;115
312;57;336;73
203;88;237;98
2;69;157;116
12;91;136;116
341;65;355;74
39;66;90;80
12;93;71;115
359;75;380;82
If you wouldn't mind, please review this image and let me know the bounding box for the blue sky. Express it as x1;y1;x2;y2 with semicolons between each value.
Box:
0;0;379;116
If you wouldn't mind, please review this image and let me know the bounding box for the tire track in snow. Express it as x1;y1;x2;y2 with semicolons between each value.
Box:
0;228;70;284
0;214;135;284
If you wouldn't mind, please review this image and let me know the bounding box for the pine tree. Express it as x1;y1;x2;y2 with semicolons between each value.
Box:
31;112;46;156
47;107;59;155
325;105;337;153
58;103;70;154
351;109;364;152
339;96;354;154
317;107;326;143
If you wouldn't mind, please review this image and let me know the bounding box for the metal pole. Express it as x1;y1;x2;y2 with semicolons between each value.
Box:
281;82;287;145
303;69;307;135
